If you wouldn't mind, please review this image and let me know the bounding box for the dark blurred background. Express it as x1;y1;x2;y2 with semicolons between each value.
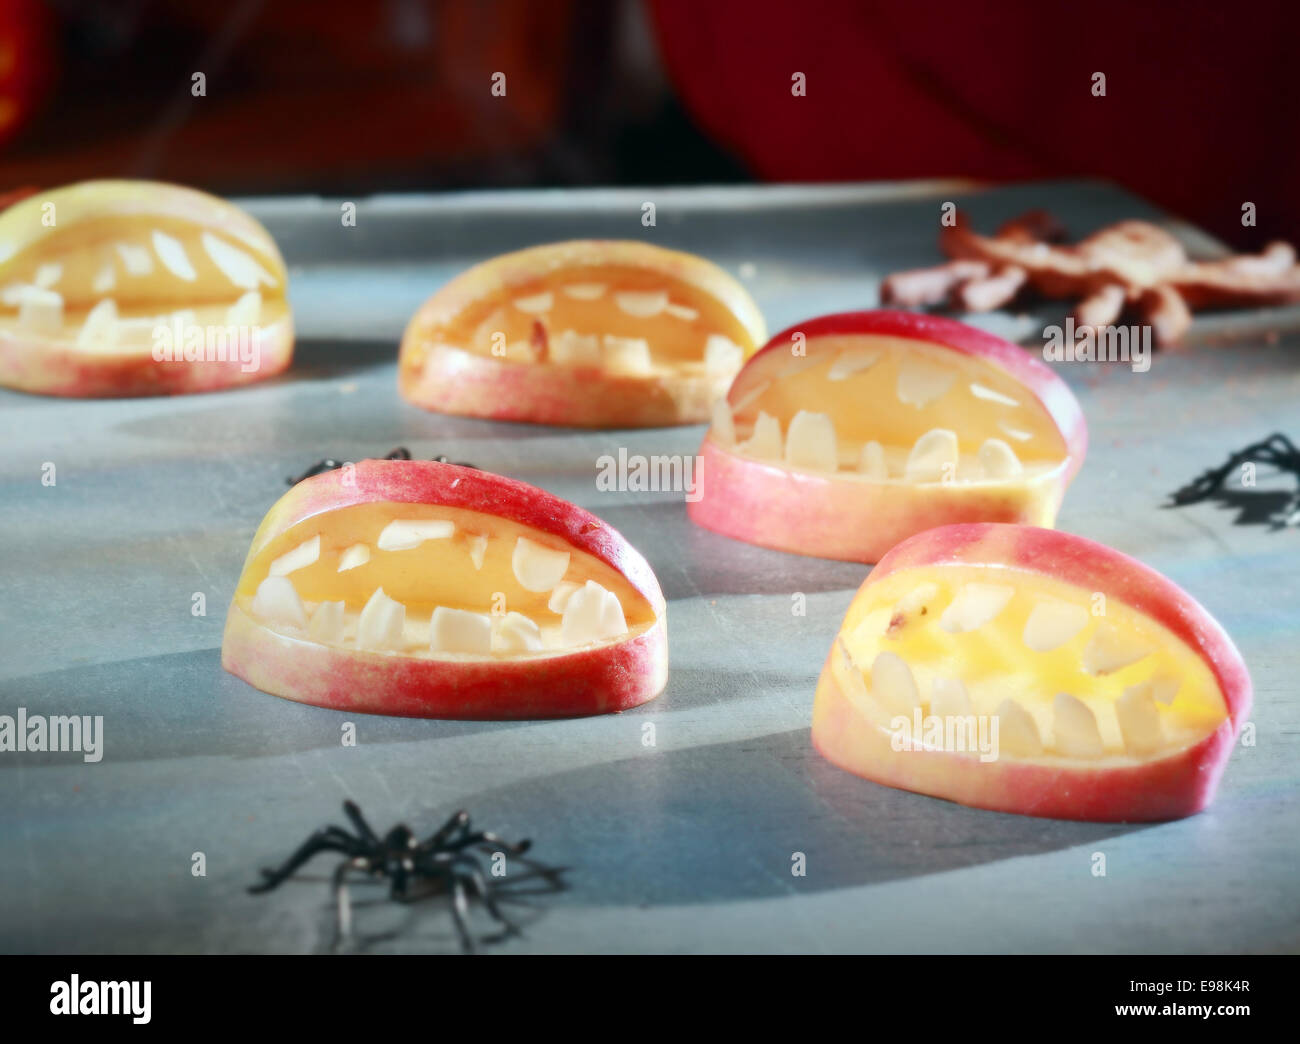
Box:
0;0;1296;246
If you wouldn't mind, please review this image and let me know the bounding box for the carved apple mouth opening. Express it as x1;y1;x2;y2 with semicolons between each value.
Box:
0;218;284;352
710;334;1071;484
408;264;754;379
235;500;656;659
831;563;1228;764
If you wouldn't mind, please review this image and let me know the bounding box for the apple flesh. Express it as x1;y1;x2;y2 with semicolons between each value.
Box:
398;240;767;428
812;523;1252;821
221;460;668;718
688;310;1087;562
0;179;293;397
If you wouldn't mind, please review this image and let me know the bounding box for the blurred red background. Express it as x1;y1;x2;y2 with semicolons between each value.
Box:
0;0;1295;246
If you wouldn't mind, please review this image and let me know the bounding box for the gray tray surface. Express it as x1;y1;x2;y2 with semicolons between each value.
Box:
1;181;1296;953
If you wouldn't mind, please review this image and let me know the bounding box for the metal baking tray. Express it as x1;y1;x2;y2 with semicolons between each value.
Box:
1;180;1296;953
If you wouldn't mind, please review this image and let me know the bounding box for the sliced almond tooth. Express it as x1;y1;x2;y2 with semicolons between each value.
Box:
1082;623;1153;675
250;576;308;630
1;282;30;306
870;651;921;714
115;242;154;277
998;420;1033;442
376;518;456;552
512;535;570;592
34;262;62;289
1052;692;1106;757
202;232;276;289
859;440;888;479
92;262;116;295
1022;598;1090;652
493;611;543;653
357;587;406;650
710;398;736;446
512;291;553;314
548;580;581;614
904;428;959;483
930;676;973;718
969;382;1019;406
996;698;1044;757
896;358;957;407
665;302;698;321
614;289;668;317
152;229;198;281
75;299;119;350
978;438;1022;479
1117;683;1164;755
704;333;744;374
18;287;63;334
560;282;606;300
560;580;628;646
938;582;1014;633
550;329;601;367
896;581;939;615
828;346;882;381
738;410;782;460
337;543;371;572
784;410;839;472
430;606;492;654
467;534;488;571
602;335;653;375
1150;674;1180;705
834;637;872;709
269;535;321;577
307;600;346;644
226;290;262;327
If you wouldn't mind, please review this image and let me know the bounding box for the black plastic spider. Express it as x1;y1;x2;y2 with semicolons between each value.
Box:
286;447;477;486
1167;432;1300;530
248;800;565;953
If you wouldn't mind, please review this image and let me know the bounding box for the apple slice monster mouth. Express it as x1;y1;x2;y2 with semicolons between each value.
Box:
688;310;1087;562
0;179;293;397
813;524;1252;821
222;460;668;719
398;240;767;428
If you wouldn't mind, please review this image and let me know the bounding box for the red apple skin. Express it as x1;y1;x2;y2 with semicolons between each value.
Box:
812;523;1253;822
222;460;669;719
398;239;767;428
689;309;1087;563
0;314;293;398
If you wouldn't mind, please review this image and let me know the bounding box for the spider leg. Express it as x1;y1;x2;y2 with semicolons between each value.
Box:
417;810;471;851
248;831;363;893
448;876;477;954
389;858;411;902
332;856;368;947
440;829;530;856
456;858;519;936
342;800;382;847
